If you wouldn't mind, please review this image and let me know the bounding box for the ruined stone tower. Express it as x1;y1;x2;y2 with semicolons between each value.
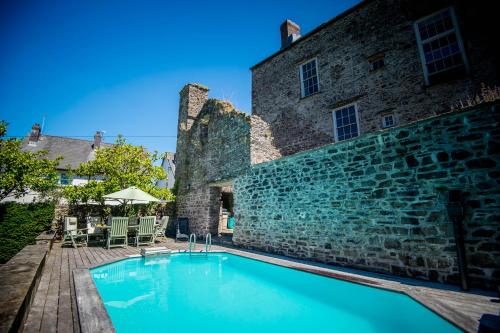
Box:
175;83;209;192
175;83;251;236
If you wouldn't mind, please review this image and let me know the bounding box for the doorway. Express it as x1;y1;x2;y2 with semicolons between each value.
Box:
218;185;234;237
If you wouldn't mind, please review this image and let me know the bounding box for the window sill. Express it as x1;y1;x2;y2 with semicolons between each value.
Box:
369;66;386;74
423;68;470;89
300;90;322;101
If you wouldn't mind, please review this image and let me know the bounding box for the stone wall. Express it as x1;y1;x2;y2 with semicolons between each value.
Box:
250;115;281;164
175;85;252;235
251;0;497;161
233;103;500;288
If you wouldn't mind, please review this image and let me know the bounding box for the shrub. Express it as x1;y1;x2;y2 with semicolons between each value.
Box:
0;202;55;263
450;83;500;112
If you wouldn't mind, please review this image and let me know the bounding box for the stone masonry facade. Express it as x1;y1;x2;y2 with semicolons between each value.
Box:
251;0;497;163
174;1;498;288
175;84;251;235
233;103;500;288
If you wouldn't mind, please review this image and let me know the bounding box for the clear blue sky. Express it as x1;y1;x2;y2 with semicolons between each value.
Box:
1;0;360;154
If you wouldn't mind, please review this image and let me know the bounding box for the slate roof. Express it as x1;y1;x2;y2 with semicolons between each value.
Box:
21;135;113;170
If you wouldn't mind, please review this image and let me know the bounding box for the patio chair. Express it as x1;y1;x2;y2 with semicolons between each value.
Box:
175;217;189;242
154;216;169;242
134;216;156;247
62;217;87;248
107;217;129;249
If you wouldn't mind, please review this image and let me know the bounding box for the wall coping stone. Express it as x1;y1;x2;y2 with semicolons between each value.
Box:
251;101;498;169
0;243;49;332
35;231;56;250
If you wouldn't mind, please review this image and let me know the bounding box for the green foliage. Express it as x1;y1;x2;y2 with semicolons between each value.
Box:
0;121;60;201
0;202;55;263
62;136;174;212
450;83;500;112
171;180;179;196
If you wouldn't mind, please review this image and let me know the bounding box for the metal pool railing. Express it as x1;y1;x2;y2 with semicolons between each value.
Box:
188;233;212;256
188;233;196;255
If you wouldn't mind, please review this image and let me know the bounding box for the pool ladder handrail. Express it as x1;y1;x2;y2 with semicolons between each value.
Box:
205;233;212;254
188;233;196;255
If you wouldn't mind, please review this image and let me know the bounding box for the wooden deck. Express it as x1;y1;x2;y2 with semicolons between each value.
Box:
22;239;211;333
21;239;499;333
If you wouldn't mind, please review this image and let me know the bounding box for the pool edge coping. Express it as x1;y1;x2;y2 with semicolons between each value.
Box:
81;249;473;333
220;249;472;333
73;269;116;333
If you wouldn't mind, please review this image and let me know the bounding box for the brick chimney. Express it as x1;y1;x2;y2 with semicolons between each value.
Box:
29;123;41;143
280;19;301;49
93;131;102;149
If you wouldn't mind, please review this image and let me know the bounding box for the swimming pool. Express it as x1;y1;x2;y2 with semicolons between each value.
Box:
91;253;461;333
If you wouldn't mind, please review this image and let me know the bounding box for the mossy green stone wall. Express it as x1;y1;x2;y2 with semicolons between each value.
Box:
233;103;500;288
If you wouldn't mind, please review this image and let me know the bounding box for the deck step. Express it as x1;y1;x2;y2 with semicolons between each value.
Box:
140;247;171;257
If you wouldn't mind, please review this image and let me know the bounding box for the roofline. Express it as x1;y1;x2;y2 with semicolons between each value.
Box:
250;0;371;70
22;134;114;145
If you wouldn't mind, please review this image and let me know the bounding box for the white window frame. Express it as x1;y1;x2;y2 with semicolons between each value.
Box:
59;172;71;186
382;114;396;128
332;103;361;142
414;7;469;85
299;57;320;98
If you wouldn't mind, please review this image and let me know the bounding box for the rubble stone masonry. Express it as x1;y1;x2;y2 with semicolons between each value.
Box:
251;0;497;162
175;84;251;235
233;103;500;289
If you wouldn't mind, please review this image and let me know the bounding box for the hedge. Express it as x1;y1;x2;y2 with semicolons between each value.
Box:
0;202;55;263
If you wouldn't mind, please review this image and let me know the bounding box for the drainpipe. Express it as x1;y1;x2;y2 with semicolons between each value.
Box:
446;190;469;291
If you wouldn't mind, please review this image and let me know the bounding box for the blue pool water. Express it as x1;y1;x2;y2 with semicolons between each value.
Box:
91;253;461;333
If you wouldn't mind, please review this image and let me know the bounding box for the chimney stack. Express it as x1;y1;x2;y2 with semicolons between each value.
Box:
29;123;41;143
93;131;102;149
280;19;301;49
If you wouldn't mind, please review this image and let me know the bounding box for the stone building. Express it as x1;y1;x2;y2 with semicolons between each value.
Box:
235;102;500;289
174;0;498;288
175;84;251;236
251;0;497;162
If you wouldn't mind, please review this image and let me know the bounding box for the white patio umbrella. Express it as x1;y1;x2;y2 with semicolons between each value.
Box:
103;186;160;205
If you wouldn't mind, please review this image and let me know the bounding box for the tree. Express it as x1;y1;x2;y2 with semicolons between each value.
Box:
0;121;60;201
63;136;174;209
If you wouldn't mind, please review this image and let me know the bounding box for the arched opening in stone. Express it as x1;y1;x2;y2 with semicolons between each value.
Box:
209;180;234;244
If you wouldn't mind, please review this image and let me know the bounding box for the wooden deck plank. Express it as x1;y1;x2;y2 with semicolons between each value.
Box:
81;247;98;266
39;247;62;333
95;247;114;262
68;247;81;333
56;249;73;333
23;248;57;333
89;247;105;264
88;247;106;264
103;248;121;263
72;248;84;268
77;247;92;268
122;246;138;256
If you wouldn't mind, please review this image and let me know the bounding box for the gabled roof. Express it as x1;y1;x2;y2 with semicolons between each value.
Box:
22;135;113;170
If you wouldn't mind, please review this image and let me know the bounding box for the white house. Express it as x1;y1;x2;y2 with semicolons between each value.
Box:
156;152;175;189
1;124;111;203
